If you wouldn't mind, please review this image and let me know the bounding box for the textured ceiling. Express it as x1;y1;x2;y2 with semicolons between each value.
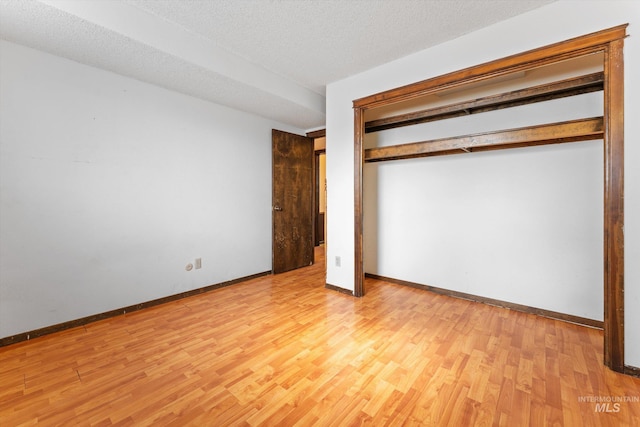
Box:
0;0;555;130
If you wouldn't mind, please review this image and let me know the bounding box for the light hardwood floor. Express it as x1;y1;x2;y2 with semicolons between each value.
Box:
1;247;639;426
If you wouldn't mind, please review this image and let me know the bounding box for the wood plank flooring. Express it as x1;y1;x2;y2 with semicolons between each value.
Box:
1;247;640;426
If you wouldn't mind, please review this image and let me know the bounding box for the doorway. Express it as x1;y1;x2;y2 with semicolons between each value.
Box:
314;142;326;247
309;130;327;273
271;129;327;274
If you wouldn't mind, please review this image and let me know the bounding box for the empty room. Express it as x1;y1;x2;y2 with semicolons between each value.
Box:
1;0;640;425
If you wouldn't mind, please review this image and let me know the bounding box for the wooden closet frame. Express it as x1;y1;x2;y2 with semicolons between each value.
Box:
352;25;628;373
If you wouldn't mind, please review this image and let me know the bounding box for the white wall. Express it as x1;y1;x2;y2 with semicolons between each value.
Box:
365;139;603;316
0;40;302;338
326;0;640;367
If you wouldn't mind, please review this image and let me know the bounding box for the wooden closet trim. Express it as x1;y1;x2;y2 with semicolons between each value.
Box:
352;24;628;373
354;25;626;109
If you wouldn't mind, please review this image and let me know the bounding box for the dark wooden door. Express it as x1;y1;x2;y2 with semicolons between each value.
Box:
272;129;314;273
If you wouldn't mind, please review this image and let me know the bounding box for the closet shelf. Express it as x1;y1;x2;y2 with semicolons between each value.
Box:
364;72;604;134
364;116;603;162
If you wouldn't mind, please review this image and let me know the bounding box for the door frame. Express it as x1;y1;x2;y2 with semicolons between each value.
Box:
352;25;627;373
314;150;326;246
308;129;327;250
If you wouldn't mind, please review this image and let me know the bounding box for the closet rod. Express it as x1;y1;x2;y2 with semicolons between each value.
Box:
365;72;604;133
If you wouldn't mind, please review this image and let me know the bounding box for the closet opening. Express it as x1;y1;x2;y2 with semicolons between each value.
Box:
353;25;627;373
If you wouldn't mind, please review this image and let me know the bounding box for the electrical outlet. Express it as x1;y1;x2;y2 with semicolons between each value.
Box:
195;258;202;269
335;256;341;267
